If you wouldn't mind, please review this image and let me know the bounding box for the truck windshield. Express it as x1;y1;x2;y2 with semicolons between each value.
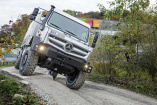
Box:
47;12;89;42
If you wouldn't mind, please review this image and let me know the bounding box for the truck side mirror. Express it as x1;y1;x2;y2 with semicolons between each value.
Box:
32;8;39;16
91;32;99;48
29;8;39;20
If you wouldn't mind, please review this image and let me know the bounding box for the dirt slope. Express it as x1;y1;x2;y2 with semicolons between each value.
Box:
1;67;157;105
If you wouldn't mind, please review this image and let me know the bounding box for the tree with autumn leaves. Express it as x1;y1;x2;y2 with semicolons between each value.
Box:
12;14;31;44
0;14;31;62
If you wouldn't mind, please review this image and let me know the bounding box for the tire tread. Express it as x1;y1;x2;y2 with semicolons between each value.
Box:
20;49;38;76
66;71;86;90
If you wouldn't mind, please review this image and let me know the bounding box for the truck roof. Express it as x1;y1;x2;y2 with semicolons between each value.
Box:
54;9;90;29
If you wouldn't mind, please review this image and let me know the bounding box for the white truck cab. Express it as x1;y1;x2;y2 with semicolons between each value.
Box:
15;5;99;90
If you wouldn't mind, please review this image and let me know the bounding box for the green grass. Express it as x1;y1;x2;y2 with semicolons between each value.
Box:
87;72;157;99
0;74;41;105
0;64;14;67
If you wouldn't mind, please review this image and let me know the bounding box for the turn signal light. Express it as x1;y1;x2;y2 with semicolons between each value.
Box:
38;34;42;36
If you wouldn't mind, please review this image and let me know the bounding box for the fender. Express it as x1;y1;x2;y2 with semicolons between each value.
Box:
30;36;41;51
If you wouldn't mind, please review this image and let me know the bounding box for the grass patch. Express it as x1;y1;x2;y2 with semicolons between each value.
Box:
0;64;14;67
0;74;41;105
87;72;157;99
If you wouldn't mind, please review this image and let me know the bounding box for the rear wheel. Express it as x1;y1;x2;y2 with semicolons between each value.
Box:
15;50;22;69
19;47;39;76
66;70;86;90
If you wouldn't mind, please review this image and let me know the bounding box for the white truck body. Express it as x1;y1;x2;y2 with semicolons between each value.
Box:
16;5;99;89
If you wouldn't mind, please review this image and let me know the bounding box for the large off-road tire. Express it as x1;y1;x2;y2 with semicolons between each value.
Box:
19;47;39;76
15;50;22;69
66;70;86;90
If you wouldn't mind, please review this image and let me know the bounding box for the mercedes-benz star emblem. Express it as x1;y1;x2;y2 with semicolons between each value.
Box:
65;43;73;52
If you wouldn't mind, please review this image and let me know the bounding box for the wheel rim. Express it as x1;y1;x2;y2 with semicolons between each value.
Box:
22;53;28;67
17;51;20;59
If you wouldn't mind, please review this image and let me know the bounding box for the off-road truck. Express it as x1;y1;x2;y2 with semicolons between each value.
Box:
15;5;99;90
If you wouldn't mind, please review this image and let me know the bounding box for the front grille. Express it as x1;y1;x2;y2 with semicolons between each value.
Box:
49;34;66;43
49;39;63;49
71;51;86;57
48;34;89;58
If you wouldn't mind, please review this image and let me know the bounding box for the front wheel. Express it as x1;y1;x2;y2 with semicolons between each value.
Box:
66;70;86;90
19;47;39;76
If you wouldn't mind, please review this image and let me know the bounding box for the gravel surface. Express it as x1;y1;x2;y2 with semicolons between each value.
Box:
30;83;57;105
1;67;157;105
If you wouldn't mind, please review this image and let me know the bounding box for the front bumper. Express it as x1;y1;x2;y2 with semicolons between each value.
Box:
43;45;92;73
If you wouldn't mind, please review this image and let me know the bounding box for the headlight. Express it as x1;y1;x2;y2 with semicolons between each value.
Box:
84;64;89;69
39;45;45;51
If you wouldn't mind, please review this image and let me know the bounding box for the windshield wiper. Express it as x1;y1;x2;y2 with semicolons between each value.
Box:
50;23;61;29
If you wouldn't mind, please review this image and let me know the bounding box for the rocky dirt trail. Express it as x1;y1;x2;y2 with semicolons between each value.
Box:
0;67;157;105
